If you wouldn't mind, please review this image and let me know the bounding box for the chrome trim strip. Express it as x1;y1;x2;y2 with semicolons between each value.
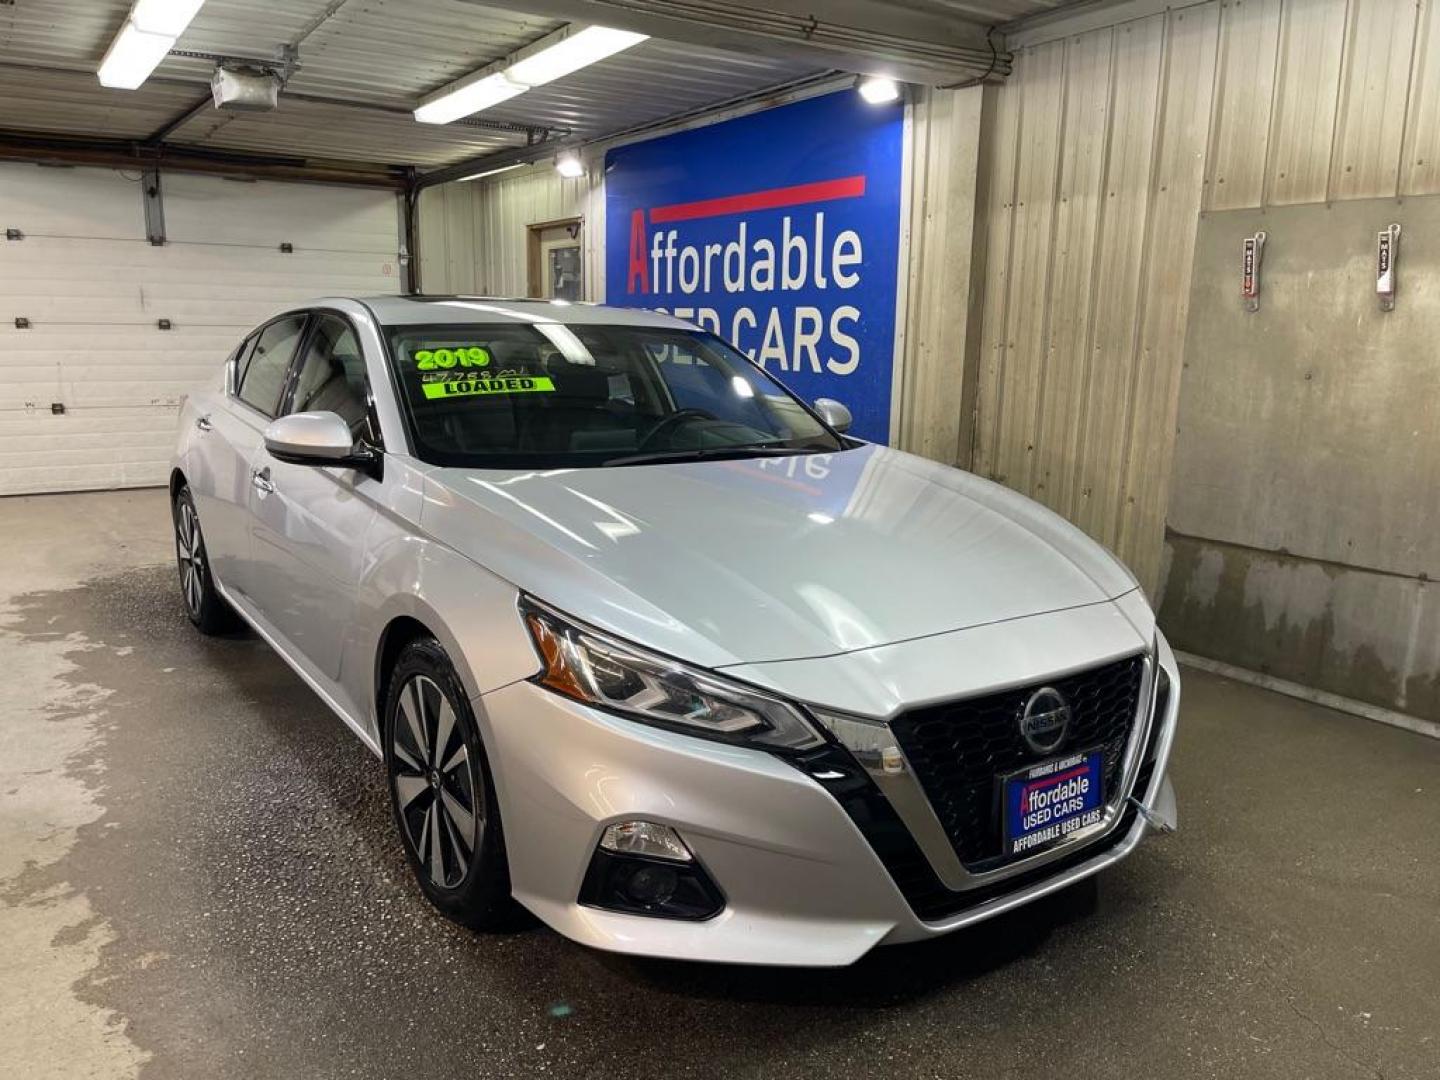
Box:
819;649;1157;892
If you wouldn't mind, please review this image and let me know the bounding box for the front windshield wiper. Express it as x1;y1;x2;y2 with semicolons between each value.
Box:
604;444;825;467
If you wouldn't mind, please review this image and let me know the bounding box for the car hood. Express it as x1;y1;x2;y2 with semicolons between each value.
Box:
419;443;1138;669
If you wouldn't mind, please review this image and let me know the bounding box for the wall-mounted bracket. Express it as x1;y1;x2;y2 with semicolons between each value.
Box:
157;318;172;330
1376;223;1400;312
14;317;30;329
142;167;166;246
5;228;21;241
1241;231;1266;313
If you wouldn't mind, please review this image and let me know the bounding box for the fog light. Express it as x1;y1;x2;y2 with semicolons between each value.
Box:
625;864;679;906
579;828;724;921
600;820;692;862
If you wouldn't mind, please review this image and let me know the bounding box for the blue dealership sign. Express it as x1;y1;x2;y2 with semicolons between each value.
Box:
604;91;904;442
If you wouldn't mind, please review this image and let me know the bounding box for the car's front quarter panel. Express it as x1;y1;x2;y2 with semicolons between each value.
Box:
337;457;544;742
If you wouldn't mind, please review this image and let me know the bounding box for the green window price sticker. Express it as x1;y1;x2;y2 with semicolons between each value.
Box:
420;375;556;400
415;346;492;371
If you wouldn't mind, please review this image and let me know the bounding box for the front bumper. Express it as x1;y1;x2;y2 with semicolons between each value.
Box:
475;624;1181;967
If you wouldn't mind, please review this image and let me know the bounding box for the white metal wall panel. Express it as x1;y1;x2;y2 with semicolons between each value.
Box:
1033;27;1112;514
974;66;1024;481
895;85;987;466
1264;0;1347;205
419;163;603;299
1069;14;1164;547
0;163;399;495
418;182;481;295
995;39;1066;497
1329;0;1423;199
1400;0;1440;195
1115;2;1221;576
1204;0;1283;211
975;0;1440;594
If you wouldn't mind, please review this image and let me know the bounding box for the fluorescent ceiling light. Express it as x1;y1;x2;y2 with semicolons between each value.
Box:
97;0;206;89
414;24;648;125
456;162;527;182
132;0;206;36
506;26;648;88
857;76;900;104
415;71;525;124
555;151;584;178
97;20;178;88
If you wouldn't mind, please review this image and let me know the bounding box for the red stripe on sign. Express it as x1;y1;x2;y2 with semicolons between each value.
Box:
649;175;867;224
1023;765;1088;798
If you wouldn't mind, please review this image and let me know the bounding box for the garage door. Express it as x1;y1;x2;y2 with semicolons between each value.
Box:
0;163;401;495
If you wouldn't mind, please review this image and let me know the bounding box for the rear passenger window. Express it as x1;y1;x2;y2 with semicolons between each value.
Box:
238;314;307;417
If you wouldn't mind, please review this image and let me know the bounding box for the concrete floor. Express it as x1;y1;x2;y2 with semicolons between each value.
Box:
2;490;1437;1080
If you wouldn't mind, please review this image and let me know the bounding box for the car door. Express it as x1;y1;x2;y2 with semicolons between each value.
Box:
244;311;381;680
195;313;309;598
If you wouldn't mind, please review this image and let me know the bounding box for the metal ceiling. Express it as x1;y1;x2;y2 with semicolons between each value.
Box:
0;0;1087;176
0;0;824;172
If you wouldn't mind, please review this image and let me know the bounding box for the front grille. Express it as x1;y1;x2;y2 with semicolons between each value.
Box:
888;655;1146;868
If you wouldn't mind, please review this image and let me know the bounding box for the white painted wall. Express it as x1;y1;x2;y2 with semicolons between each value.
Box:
0;164;401;495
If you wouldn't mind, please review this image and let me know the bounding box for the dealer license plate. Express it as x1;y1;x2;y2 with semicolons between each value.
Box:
1002;749;1105;857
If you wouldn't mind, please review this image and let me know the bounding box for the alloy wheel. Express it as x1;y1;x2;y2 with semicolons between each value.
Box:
175;500;205;617
391;675;482;889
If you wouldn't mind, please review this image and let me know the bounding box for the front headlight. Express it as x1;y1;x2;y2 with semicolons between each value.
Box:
520;597;824;751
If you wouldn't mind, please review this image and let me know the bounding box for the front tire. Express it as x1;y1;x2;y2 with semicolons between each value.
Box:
172;486;238;634
383;638;517;930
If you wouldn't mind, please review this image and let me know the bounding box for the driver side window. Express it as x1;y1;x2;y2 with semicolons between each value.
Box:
286;313;378;445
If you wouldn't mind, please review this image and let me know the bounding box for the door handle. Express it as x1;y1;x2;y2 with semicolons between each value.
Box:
250;466;275;495
195;415;213;432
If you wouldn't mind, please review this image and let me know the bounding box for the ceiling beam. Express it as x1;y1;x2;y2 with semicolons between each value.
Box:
143;91;214;145
454;0;1011;85
0;130;408;189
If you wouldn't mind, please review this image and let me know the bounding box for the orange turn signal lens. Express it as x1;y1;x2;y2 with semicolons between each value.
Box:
525;611;590;701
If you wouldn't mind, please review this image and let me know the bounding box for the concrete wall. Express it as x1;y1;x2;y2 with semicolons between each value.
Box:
1161;196;1440;722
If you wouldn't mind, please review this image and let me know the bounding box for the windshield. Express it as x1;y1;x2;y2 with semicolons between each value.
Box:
382;321;846;468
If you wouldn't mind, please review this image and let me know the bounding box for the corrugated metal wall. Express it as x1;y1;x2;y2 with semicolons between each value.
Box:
975;0;1440;596
418;165;604;298
896;86;988;464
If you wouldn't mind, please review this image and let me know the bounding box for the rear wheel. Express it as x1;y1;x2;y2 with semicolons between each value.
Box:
383;638;518;929
172;486;238;634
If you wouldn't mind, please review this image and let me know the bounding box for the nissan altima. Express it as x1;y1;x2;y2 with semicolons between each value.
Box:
170;295;1179;967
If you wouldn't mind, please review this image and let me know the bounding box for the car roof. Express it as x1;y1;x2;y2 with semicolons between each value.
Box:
332;294;697;330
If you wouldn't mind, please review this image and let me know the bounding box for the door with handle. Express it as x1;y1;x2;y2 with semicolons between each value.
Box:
221;311;310;609
243;313;380;680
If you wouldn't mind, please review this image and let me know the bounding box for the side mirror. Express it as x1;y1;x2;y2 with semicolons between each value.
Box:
814;397;853;434
264;411;377;472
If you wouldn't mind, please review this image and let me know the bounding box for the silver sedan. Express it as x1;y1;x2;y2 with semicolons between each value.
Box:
170;294;1179;967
